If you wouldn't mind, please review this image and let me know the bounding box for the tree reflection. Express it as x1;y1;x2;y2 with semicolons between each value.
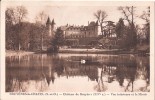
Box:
116;65;125;86
116;56;137;92
124;66;137;92
6;54;150;92
44;54;65;86
53;57;64;77
95;66;107;92
135;55;150;91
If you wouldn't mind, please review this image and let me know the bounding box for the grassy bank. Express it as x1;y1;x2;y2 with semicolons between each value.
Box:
6;50;34;57
57;49;136;54
6;44;149;56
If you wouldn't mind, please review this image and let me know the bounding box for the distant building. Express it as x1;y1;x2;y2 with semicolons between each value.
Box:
46;17;56;38
59;21;117;47
59;21;102;46
61;21;101;39
45;17;117;48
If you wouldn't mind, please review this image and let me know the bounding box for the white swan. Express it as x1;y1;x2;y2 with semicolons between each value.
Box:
81;59;86;64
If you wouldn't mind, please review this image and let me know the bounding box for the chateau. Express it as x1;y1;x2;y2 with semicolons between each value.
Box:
61;21;101;39
59;21;102;46
46;17;117;48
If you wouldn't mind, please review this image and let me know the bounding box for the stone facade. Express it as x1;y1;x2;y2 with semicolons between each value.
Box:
45;17;117;48
61;21;101;39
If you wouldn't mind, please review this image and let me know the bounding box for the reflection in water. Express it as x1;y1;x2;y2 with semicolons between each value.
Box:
6;54;150;92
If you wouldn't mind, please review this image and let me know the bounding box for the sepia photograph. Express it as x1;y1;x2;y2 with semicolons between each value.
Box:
1;1;154;99
4;1;151;92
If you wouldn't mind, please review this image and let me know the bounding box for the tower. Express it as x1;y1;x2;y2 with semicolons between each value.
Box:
51;19;56;36
95;20;101;36
46;17;52;37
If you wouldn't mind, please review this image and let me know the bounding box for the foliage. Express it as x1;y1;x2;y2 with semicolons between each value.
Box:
145;23;150;44
6;22;43;51
6;20;49;51
127;25;137;48
35;11;49;51
5;6;28;50
115;18;125;38
5;6;49;51
118;6;137;48
47;28;64;53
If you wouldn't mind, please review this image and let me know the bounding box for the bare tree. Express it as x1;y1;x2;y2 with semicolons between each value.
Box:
94;10;108;36
118;6;137;48
16;6;28;24
139;7;150;23
35;11;48;51
118;6;136;26
139;7;150;44
35;11;48;25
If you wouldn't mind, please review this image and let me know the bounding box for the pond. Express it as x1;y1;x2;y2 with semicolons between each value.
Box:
6;53;150;92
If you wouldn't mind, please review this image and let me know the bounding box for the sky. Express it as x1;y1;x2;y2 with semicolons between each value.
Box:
4;1;152;27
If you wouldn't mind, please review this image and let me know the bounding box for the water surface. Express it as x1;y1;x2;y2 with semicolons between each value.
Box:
6;53;150;92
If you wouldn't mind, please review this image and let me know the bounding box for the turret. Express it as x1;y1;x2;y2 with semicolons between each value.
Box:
51;19;55;25
95;20;101;35
46;17;52;36
51;19;56;32
46;17;51;26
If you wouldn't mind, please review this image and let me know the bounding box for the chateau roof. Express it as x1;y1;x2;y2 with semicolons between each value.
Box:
46;17;56;25
60;26;68;31
60;20;100;31
89;21;96;26
51;19;55;25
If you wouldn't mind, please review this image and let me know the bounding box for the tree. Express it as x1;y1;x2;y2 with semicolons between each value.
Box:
15;6;28;24
6;7;16;25
15;6;28;49
105;21;115;37
29;24;41;51
48;28;64;53
140;6;150;44
16;6;28;50
35;11;48;51
35;11;48;25
6;7;15;49
118;6;137;48
5;6;28;50
94;10;108;36
115;18;125;38
140;7;150;23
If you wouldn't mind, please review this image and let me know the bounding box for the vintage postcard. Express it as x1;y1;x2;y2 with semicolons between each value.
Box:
0;1;154;100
